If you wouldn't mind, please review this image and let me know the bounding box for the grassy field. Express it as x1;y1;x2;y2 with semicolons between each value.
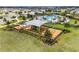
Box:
0;18;79;52
0;26;79;52
0;30;56;52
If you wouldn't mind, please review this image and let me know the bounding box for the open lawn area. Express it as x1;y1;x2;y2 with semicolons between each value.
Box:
0;27;79;52
0;29;56;52
69;19;79;25
57;27;79;51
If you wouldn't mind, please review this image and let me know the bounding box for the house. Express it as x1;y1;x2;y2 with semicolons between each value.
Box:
29;11;35;15
71;8;79;14
3;16;17;22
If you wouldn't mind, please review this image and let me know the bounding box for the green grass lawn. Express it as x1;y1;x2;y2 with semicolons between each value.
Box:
69;19;79;25
45;19;79;31
0;27;79;52
57;27;79;51
44;23;73;32
0;30;56;52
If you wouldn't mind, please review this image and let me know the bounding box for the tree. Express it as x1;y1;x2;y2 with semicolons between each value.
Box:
44;29;52;44
5;12;8;14
60;10;67;16
58;16;61;22
27;14;33;19
11;16;16;18
15;11;17;14
74;20;77;24
6;21;10;25
3;18;7;22
66;9;71;14
3;18;10;25
46;9;52;12
24;11;26;13
18;11;22;16
48;9;52;12
70;11;76;17
42;11;45;15
73;11;76;17
18;16;26;20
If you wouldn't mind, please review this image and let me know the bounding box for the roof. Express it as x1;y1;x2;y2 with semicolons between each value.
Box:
0;20;6;24
23;20;47;27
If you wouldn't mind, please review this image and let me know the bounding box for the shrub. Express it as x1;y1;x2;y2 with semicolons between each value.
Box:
63;29;71;33
10;20;17;23
3;25;15;31
18;29;39;38
74;20;77;24
64;23;70;27
6;21;10;25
